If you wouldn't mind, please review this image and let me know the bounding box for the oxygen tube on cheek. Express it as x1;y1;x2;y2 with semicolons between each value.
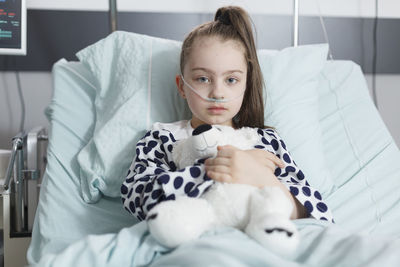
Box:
180;75;245;103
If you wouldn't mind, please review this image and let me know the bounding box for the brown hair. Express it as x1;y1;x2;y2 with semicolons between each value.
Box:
180;6;271;129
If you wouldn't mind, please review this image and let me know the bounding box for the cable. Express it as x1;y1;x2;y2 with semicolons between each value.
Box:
315;0;334;60
16;71;25;133
13;57;26;133
372;0;379;109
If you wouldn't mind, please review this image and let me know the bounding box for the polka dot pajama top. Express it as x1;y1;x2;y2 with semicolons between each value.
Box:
121;120;334;223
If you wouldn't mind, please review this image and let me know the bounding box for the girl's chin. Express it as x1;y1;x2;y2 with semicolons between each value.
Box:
195;118;232;127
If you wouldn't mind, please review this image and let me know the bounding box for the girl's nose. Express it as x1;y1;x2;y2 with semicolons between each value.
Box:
209;80;225;99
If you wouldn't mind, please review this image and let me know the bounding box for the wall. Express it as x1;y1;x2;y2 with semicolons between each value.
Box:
0;71;52;149
23;0;400;18
1;0;399;149
365;75;400;147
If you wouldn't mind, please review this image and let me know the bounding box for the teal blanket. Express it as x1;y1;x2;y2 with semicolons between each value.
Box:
31;220;400;267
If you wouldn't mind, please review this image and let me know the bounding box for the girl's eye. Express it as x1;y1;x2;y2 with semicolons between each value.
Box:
227;77;238;84
197;76;210;83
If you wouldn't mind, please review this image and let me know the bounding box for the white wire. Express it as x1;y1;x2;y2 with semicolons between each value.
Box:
147;40;153;130
15;71;25;133
372;0;379;109
315;0;334;60
293;0;299;47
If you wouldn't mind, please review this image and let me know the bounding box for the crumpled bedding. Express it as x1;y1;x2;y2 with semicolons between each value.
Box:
27;55;400;266
30;219;400;267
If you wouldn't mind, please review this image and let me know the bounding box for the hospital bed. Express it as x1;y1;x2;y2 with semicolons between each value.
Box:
2;127;47;267
26;31;400;266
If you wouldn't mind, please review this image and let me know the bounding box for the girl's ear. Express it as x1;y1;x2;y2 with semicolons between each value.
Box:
175;75;186;99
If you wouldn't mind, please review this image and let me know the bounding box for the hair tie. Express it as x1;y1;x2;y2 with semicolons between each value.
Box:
215;10;231;25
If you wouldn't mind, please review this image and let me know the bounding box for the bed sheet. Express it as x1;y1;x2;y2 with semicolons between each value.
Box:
30;220;400;267
27;59;137;264
27;59;400;266
318;61;400;236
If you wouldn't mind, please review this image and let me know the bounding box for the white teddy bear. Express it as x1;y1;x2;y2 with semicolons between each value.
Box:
147;124;300;255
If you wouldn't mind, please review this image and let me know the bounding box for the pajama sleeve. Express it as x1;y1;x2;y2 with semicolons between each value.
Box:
257;128;334;223
121;129;213;221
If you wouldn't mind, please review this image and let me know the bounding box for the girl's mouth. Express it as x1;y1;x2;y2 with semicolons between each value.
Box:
208;107;227;114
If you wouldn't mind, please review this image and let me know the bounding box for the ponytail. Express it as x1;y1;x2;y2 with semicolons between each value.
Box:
180;6;269;129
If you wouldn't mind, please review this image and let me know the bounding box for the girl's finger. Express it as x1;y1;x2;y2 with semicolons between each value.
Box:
207;170;231;183
263;160;276;171
217;145;237;151
205;164;230;174
205;157;231;167
216;145;238;158
265;151;285;168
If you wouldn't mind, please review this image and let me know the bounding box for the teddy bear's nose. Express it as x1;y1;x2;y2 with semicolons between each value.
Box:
193;124;212;136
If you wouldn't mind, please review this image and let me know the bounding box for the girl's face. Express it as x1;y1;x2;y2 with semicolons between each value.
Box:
176;36;247;129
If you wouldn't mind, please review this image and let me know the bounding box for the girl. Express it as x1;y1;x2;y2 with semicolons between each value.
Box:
121;6;333;223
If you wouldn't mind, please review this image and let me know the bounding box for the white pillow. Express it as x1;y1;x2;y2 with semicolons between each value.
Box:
260;44;336;197
76;31;335;203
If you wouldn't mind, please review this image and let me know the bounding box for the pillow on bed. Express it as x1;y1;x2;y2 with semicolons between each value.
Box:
259;46;336;198
76;31;335;203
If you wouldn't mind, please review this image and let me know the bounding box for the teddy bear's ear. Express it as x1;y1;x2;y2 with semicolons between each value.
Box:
193;124;212;136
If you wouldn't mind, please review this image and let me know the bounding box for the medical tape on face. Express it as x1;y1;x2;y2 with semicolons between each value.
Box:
180;75;245;103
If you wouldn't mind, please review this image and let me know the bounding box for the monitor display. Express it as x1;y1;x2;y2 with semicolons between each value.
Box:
0;0;26;55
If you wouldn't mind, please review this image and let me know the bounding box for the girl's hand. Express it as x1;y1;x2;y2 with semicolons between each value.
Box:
205;145;307;220
204;145;285;188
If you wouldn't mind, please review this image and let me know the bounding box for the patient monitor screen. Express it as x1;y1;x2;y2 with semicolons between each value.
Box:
0;0;26;55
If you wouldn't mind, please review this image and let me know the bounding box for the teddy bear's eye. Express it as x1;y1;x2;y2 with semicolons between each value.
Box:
216;128;222;132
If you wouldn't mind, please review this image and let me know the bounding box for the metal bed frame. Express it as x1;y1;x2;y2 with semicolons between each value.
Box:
3;127;47;237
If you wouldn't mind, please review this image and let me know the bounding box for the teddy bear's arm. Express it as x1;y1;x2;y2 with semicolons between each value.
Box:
257;128;334;223
121;129;214;221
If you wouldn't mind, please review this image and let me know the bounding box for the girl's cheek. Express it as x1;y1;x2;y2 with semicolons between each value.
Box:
187;94;204;110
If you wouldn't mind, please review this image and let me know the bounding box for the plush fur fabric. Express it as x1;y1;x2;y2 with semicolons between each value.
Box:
147;124;299;255
172;124;260;169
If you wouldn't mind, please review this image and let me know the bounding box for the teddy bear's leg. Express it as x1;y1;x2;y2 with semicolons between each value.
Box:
147;196;217;248
244;186;300;256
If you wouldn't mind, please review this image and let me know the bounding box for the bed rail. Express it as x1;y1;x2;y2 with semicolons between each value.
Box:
3;126;48;237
